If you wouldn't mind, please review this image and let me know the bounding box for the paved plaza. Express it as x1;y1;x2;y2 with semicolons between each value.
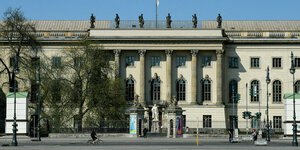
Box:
0;137;299;150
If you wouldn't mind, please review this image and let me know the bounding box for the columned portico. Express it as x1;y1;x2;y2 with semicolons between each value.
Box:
165;50;173;104
216;49;224;105
138;50;146;105
113;49;121;77
190;50;198;104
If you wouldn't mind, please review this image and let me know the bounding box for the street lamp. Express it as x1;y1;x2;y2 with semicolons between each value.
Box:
266;66;270;142
12;55;19;146
290;51;298;146
31;56;41;141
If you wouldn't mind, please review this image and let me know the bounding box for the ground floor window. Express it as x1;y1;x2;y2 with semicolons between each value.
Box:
273;116;282;129
203;115;212;128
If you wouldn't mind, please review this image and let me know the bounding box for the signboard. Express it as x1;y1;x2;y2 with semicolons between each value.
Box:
176;115;182;135
130;115;137;134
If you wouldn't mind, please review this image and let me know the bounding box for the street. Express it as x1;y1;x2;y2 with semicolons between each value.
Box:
1;137;299;150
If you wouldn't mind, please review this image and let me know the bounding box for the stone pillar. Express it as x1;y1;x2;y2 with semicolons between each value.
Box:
190;50;198;104
113;50;121;77
138;50;146;105
216;49;224;104
165;50;173;104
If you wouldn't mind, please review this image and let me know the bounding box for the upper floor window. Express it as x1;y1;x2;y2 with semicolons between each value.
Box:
295;80;300;94
52;57;61;68
74;57;83;68
151;56;160;66
10;57;15;67
229;80;238;103
272;58;281;68
250;57;260;68
273;80;282;102
126;78;135;101
151;74;160;101
177;56;186;67
295;58;300;67
202;56;211;67
126;56;135;66
202;79;211;101
229;57;238;68
251;80;260;102
176;78;186;101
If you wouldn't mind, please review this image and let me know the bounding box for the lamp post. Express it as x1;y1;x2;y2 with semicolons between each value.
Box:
266;66;270;142
32;56;41;141
290;52;298;146
11;55;19;146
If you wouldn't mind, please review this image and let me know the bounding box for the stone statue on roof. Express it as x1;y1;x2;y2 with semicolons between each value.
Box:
217;13;222;28
90;13;95;28
171;95;178;107
139;14;144;28
192;13;197;28
115;13;120;28
166;13;172;28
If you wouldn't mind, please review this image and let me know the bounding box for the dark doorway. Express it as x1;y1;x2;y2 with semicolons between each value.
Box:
138;119;142;136
170;119;173;136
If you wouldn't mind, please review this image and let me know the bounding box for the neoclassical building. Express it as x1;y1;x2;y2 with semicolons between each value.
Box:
1;20;300;135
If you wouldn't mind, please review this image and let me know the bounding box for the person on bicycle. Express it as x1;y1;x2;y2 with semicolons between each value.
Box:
91;129;97;144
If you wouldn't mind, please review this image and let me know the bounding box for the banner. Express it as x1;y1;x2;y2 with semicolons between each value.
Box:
176;115;182;135
130;115;136;134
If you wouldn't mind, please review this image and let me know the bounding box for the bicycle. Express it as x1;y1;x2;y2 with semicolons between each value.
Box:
87;137;104;145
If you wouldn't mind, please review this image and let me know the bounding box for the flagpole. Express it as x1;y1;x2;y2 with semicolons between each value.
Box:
156;0;157;29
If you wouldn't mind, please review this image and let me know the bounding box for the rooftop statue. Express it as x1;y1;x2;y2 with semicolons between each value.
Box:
139;14;144;28
217;13;222;28
192;13;197;28
152;104;159;121
90;13;95;28
171;96;178;107
115;13;120;28
166;13;172;28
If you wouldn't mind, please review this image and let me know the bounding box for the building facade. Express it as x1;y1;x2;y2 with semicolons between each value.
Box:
1;20;300;135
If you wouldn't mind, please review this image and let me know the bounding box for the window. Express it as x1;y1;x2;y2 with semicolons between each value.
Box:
202;56;211;67
177;79;186;101
74;57;83;68
202;80;211;101
272;58;281;68
229;57;238;68
273;80;282;102
151;77;160;101
295;58;300;67
51;80;61;102
52;57;61;67
126;56;135;66
229;80;238;103
251;80;260;102
203;115;212;128
10;57;15;67
273;116;282;129
295;80;300;94
151;56;160;66
177;56;186;67
250;57;260;68
126;79;134;101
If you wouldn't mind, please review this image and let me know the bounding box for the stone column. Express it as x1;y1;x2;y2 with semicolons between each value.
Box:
216;49;224;104
190;50;198;104
113;50;121;77
138;50;146;105
165;50;173;104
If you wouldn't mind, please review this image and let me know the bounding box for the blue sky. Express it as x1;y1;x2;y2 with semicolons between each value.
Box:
0;0;299;21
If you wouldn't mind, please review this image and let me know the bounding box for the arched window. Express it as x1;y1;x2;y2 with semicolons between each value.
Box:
251;80;260;102
177;78;186;101
151;75;160;101
295;80;300;94
126;79;134;101
273;80;282;102
202;79;211;101
229;80;238;103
